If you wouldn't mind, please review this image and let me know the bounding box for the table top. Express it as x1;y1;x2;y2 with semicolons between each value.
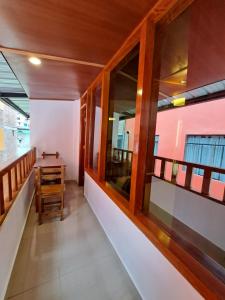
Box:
34;157;66;168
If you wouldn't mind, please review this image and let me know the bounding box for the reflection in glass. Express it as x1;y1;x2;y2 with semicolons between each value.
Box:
105;44;140;200
144;0;225;275
90;84;102;173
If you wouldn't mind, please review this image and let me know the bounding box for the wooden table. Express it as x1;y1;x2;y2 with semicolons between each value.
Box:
34;157;66;168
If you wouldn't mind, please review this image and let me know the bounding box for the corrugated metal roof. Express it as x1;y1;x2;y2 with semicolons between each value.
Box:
0;52;29;115
0;52;25;94
158;79;225;108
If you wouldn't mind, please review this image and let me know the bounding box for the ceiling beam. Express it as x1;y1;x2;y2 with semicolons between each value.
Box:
0;47;104;68
0;92;27;98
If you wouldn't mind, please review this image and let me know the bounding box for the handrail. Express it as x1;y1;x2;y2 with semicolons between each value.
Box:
113;147;133;162
113;147;133;154
0;147;36;224
154;155;225;204
154;155;225;175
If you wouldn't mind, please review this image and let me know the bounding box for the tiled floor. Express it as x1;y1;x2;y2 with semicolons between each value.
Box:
6;182;141;300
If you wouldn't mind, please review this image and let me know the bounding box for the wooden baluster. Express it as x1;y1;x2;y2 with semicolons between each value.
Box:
15;165;18;191
160;159;165;179
202;168;211;196
23;158;25;178
25;157;27;175
185;165;192;189
121;150;124;163
0;175;5;215
8;170;13;201
28;154;30;171
19;161;22;184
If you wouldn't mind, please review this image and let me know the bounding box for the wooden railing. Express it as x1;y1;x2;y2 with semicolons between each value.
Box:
0;148;36;224
113;147;133;163
154;156;225;204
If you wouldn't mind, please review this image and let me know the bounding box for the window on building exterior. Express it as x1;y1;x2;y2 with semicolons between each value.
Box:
184;135;225;182
105;43;140;200
142;0;225;276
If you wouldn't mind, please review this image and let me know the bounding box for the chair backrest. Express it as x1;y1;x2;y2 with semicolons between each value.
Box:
37;166;65;190
42;151;59;159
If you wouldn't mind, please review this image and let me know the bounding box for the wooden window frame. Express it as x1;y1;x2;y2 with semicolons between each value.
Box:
87;75;103;178
82;0;225;298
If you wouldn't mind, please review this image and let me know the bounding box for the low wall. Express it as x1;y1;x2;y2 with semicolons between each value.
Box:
0;171;35;300
84;173;202;300
151;176;225;250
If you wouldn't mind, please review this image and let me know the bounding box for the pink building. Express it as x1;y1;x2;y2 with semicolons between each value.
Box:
125;98;225;200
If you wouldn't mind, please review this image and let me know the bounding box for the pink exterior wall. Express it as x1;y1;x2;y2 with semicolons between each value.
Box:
155;98;225;201
124;98;225;200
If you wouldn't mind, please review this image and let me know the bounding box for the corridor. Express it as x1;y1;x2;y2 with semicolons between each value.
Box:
6;183;141;300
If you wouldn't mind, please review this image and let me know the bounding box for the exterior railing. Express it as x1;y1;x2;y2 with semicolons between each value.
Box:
0;148;36;224
112;147;133;163
154;156;225;204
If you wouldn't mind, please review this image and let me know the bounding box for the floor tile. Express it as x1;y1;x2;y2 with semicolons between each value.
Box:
6;182;141;300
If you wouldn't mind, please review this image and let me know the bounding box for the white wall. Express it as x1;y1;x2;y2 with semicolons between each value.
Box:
84;173;203;300
0;172;35;300
30;100;80;181
151;177;225;250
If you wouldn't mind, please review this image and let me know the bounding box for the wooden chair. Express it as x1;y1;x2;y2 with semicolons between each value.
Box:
37;166;65;224
42;151;59;159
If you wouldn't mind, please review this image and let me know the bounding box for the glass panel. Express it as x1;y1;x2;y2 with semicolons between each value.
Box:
144;0;225;277
105;44;140;200
90;84;102;173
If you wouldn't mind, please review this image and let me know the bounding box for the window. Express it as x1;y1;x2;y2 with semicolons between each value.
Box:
184;135;225;181
89;83;102;173
142;0;225;282
154;135;159;155
105;43;140;200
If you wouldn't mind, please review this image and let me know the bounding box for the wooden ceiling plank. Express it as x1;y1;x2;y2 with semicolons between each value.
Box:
0;47;104;68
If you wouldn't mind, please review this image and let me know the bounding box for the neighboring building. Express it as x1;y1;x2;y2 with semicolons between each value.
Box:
0;100;30;162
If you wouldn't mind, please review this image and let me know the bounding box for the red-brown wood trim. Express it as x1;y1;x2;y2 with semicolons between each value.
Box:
129;19;156;214
98;71;110;181
84;90;91;169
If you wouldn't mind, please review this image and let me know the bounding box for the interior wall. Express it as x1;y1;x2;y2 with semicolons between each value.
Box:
0;172;34;300
84;173;203;300
30;99;80;181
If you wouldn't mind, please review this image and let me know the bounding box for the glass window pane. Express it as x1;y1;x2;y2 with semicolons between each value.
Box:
143;0;225;277
90;84;102;173
105;44;140;200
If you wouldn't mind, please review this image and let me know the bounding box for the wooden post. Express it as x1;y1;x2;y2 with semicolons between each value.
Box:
8;171;13;201
98;71;110;181
15;165;18;191
185;165;192;189
0;175;4;215
129;19;157;214
160;159;166;179
202;169;211;196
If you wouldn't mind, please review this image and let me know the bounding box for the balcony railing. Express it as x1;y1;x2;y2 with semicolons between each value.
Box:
111;148;225;204
113;147;133;163
0;148;36;224
154;156;225;204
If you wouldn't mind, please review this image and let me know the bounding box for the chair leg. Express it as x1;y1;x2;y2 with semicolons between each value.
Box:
35;189;38;213
60;193;64;221
38;196;43;225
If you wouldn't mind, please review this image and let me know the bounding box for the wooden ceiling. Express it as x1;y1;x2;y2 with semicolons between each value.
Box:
0;0;158;100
